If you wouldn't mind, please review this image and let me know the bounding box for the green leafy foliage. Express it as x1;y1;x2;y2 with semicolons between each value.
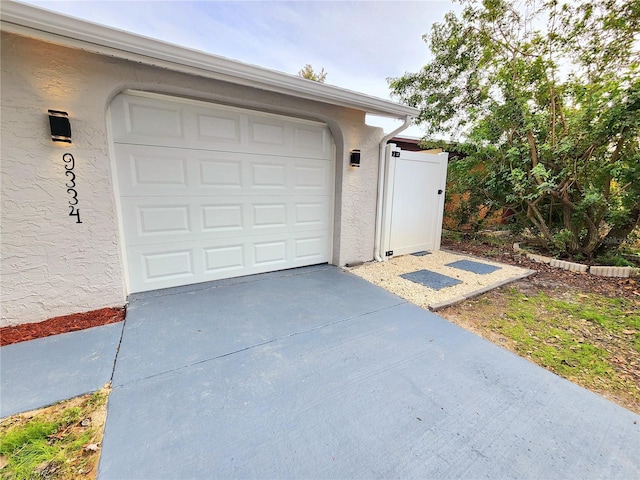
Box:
297;64;327;83
390;0;640;257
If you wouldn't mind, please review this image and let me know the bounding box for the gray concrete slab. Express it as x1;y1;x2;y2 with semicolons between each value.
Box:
401;269;463;290
113;265;404;386
99;268;639;479
446;259;502;275
0;322;123;417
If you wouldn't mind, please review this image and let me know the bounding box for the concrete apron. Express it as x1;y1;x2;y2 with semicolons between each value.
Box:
98;265;640;479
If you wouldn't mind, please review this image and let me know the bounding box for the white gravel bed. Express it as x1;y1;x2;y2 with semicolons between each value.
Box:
347;250;534;311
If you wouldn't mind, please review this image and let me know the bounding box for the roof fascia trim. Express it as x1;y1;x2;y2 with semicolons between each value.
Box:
1;1;418;119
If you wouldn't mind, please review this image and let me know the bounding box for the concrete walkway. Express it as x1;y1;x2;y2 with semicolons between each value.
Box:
2;265;638;478
1;322;123;417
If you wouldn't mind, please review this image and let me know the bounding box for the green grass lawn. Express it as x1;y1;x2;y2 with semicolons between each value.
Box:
0;388;108;480
488;290;640;405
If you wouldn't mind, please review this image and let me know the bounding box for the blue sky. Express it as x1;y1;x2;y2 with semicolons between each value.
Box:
21;1;460;136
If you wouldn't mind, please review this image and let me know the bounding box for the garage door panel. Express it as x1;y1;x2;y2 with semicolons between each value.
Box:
251;162;287;188
294;201;328;226
294;125;328;154
249;118;287;146
252;203;287;228
202;204;244;232
117;144;330;198
199;159;243;188
203;244;245;275
195;111;242;144
115;146;188;193
253;239;287;266
141;248;194;281
112;94;332;160
293;163;330;191
120;199;191;244
133;154;187;186
113;93;333;293
126;229;329;291
121;196;330;246
138;205;191;235
111;95;184;147
294;234;328;261
125;99;185;140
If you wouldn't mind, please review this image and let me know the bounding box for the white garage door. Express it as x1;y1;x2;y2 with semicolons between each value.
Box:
110;92;334;293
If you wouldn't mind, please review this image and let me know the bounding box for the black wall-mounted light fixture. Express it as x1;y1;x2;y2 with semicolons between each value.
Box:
48;110;72;143
350;149;361;167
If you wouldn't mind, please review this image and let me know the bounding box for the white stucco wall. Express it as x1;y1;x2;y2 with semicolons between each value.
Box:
0;31;384;326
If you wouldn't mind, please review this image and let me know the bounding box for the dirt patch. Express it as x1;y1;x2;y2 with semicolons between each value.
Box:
0;307;125;347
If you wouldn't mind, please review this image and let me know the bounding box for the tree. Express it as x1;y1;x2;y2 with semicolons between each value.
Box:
298;64;328;83
389;0;640;258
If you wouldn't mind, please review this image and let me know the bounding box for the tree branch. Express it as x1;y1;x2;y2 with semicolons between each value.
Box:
604;134;625;199
526;130;543;185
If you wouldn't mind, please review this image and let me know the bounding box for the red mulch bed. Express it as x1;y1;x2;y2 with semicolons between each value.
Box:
0;307;125;347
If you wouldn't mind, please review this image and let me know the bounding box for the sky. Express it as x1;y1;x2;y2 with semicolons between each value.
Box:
20;0;460;137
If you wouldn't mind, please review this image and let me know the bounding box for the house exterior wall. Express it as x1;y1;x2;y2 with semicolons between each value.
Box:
0;32;384;326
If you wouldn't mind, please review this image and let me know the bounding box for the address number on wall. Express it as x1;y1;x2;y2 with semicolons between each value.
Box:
63;153;82;223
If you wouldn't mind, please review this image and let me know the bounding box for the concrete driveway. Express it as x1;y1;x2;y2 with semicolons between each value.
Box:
97;265;639;479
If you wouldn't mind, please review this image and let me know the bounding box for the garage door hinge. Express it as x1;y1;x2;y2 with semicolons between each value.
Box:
385;250;394;257
391;151;400;158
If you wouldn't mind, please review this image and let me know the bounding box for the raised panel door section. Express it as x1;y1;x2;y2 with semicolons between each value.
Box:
253;203;287;228
203;244;244;275
142;249;193;281
196;112;241;143
201;204;243;232
250;120;286;146
138;205;191;235
251;163;287;188
294;125;326;152
294;163;329;190
295;201;327;227
112;92;334;293
199;160;243;188
126;103;184;139
111;93;333;159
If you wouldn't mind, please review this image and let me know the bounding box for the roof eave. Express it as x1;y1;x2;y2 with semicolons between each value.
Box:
0;1;419;119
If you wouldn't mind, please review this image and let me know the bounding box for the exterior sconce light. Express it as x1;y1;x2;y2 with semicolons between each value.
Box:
350;149;361;167
48;110;72;143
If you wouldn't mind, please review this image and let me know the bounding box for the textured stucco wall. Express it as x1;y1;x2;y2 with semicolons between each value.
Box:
1;31;385;326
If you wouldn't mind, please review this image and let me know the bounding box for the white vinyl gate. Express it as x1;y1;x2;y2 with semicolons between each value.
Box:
381;145;448;258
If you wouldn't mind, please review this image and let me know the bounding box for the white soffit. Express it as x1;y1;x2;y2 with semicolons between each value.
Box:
0;1;419;119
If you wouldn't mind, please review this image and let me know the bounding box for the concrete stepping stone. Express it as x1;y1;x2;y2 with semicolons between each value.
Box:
400;269;462;290
446;259;501;275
